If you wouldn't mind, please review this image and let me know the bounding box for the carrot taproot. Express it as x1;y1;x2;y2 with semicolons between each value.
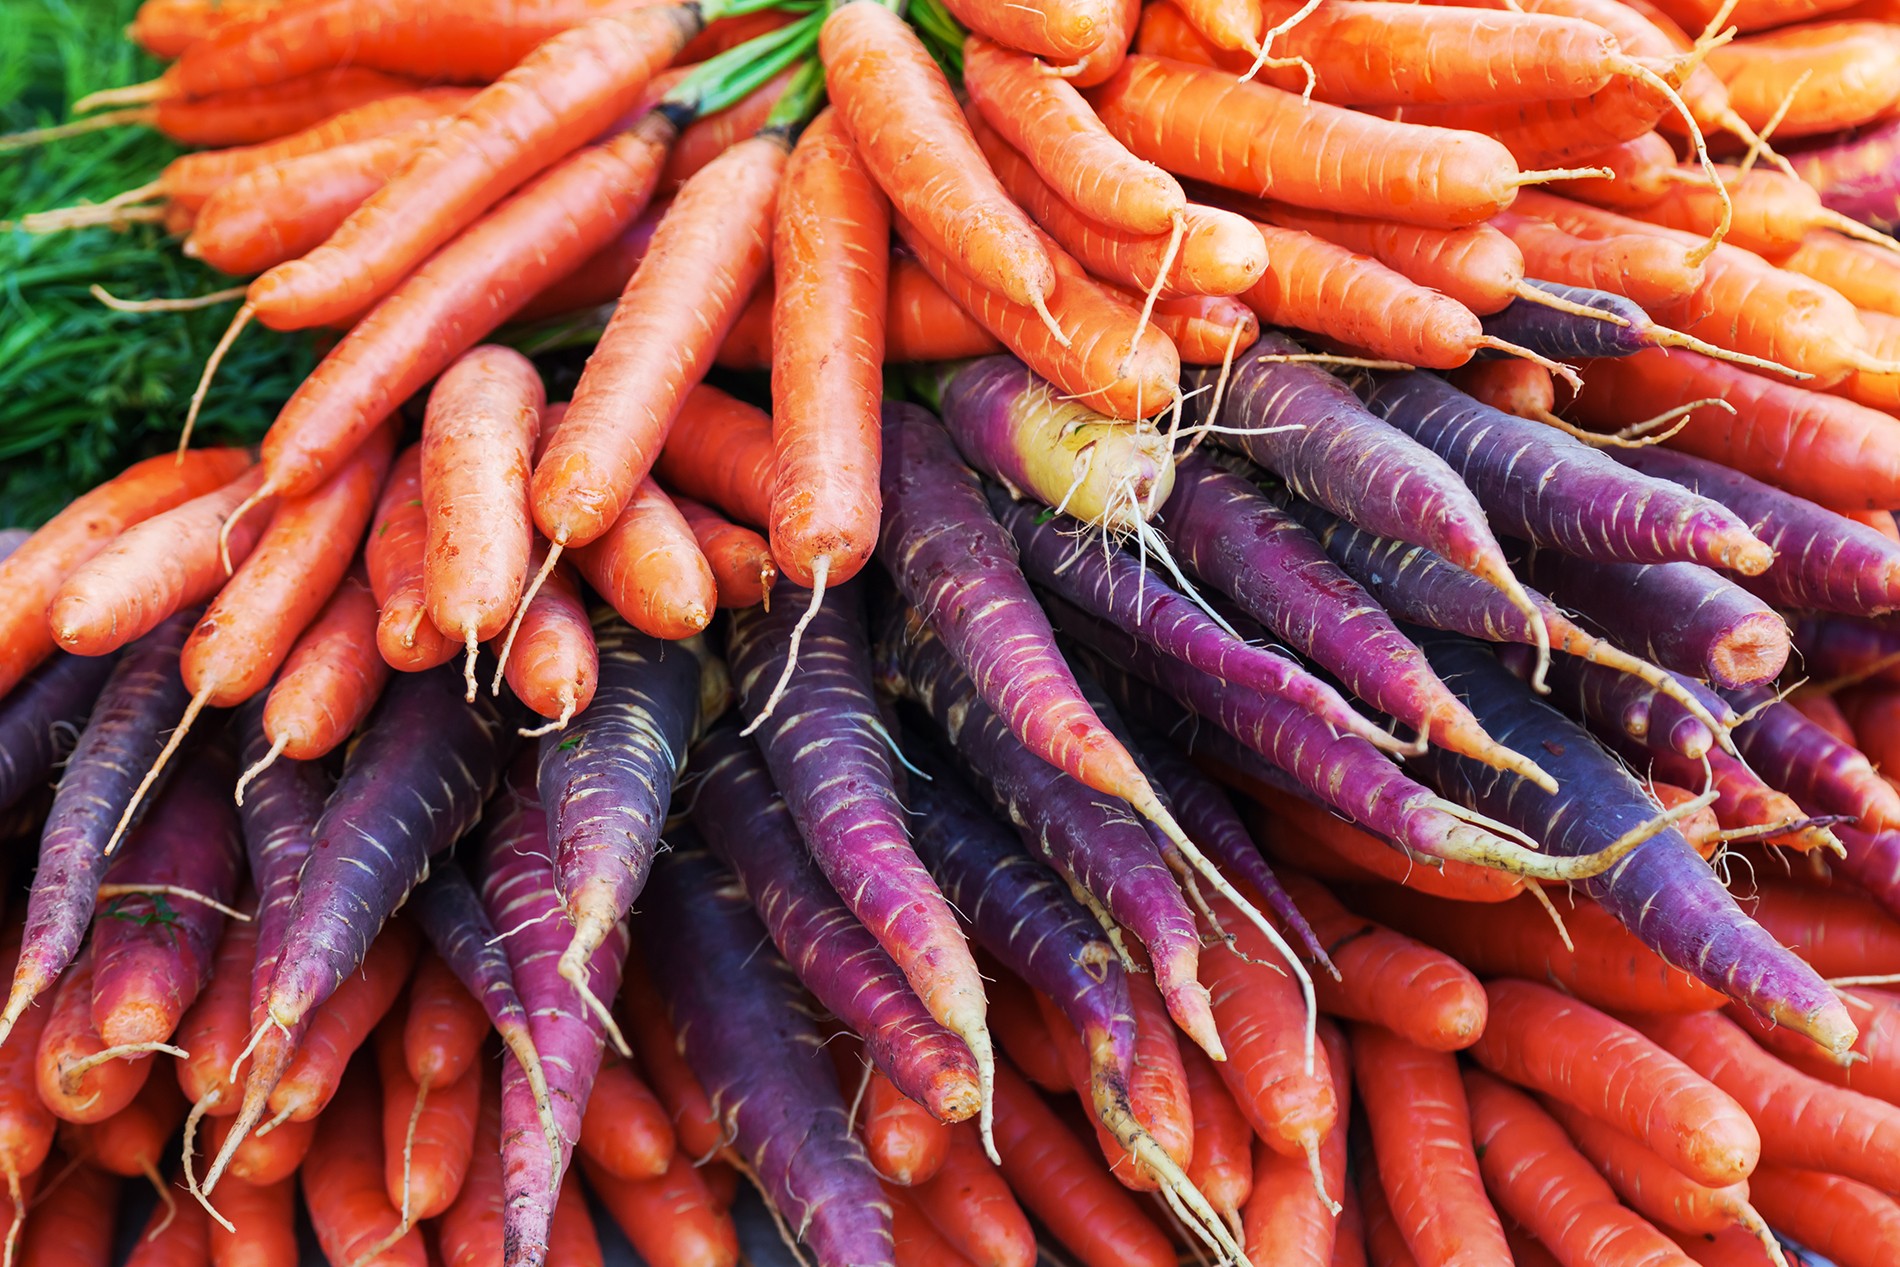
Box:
15;1153;119;1267
586;1148;738;1267
1547;130;1685;209
1242;1019;1349;1267
421;344;544;697
374;1019;479;1224
1772;231;1900;319
367;443;457;674
184;118;448;276
989;1063;1175;1267
1354;1023;1507;1267
1492;210;1706;308
207;1177;294;1267
490;537;594;730
436;1066;503;1267
401;952;486;1094
1040;976;1193;1192
1356;1145;1416;1267
1471;980;1759;1188
1466;1068;1696;1267
1706;26;1900;138
768;106;886;591
69;1038;187;1187
174;905;262;1125
243;560;386;784
579;1056;674;1183
302;1053;425;1267
1745;1166;1900;1267
619;944;723;1163
34;945;153;1126
1448;358;1555;420
910;1122;1033;1267
673;496;775;611
46;466;276;659
1127;293;1258;363
201;1111;315;1197
127;0;280;59
1633;164;1900;258
885;1180;969;1267
0;448;250;699
652;384;774;530
565;480;716;643
716;259;1002;371
860;1071;951;1188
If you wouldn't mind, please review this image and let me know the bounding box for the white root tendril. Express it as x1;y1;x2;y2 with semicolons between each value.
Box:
181;1089;234;1232
180;302;255;458
350;1082;427;1267
1119;211;1185;383
233;733;288;806
741;555;829;739
106;683;211;858
1524;882;1574;951
140;1157;175;1242
495;544;564;694
91;283;247;313
1239;0;1321;94
96;885;251;921
518;696;577;738
58;1042;187;1095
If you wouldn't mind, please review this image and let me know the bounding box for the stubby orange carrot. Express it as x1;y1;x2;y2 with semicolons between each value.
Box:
569;479;718;641
579;1056;675;1183
652;385;774;530
912;1122;1034;1267
368;444;458;674
672;496;776;611
491;537;596;731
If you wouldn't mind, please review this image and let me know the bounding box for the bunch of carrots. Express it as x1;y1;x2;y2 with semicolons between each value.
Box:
6;0;1900;1262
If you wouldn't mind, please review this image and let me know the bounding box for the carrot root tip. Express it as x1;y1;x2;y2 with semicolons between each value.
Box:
57;1041;187;1096
181;302;254;458
493;543;563;695
559;929;633;1060
740;555;829;738
233;733;288;806
139;1157;176;1242
463;630;480;703
106;684;211;858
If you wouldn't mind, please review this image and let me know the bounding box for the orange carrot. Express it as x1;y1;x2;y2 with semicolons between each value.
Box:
128;0;280;59
1632;164;1900;257
579;1056;675;1183
421;344;544;694
0;928;55;1254
15;1153;119;1267
569;478;717;641
716;260;1003;371
621;946;723;1163
301;1055;425;1267
1448;358;1556;420
1705;26;1900;137
534;131;785;560
34;946;153;1126
208;1177;296;1267
124;1172;207;1267
201;1112;316;1189
1492;209;1707;308
673;496;775;611
983;969;1068;1094
1546;130;1685;209
1354;1023;1507;1267
46;465;277;658
437;1070;503;1267
768;106;887;591
584;1150;740;1267
401;950;488;1092
1744;1166;1900;1267
265;920;419;1126
374;1020;479;1222
1470;979;1759;1188
491;537;596;730
989;1062;1175;1267
1772;231;1900;318
368;444;458;674
0;448;251;698
861;1067;952;1186
1356;1150;1417;1267
886;1180;972;1267
1244;1019;1350;1267
175;911;260;1122
57;68;430;151
1181;1037;1253;1219
652;385;774;530
1041;976;1193;1190
1332;1179;1367;1267
67;1066;186;1182
662;68;796;196
912;1122;1035;1267
1238;790;1524;903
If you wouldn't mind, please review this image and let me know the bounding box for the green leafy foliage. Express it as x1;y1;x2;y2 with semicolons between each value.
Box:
0;0;315;527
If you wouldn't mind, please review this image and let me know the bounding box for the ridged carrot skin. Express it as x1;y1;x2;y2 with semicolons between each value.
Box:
652;384;775;530
1040;977;1192;1190
1541;1096;1760;1238
0;650;116;820
578;1056;673;1181
1241;1020;1349;1267
584;1149;740;1267
175;890;263;1117
36;944;153;1125
233;697;326;1037
259;565;388;762
301;1055;426;1267
374;1019;481;1220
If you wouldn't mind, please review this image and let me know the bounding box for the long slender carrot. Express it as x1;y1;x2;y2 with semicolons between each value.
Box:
1181;1037;1253;1221
374;1020;480;1225
1493;210;1706;308
127;0;280;59
35;944;156;1126
1745;1166;1900;1267
652;385;774;530
207;1177;295;1267
1243;1020;1349;1267
201;1112;315;1188
0;926;55;1259
911;1121;1034;1267
302;1055;425;1267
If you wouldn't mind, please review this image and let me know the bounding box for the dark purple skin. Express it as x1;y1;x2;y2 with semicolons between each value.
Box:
1612;444;1900;616
985;483;1375;742
1179;332;1516;588
537;613;698;963
0;649;119;815
1048;597;1497;865
1510;546;1791;690
1160;452;1477;742
872;599;1209;1039
1403;630;1853;1052
1720;683;1900;833
266;661;518;1034
91;732;243;1045
688;719;979;1124
1790;613;1900;683
1494;646;1721;760
407;860;531;1039
234;694;329;1027
3;606;198;1042
640;838;894;1267
1835;824;1900;922
1475;280;1656;360
1360;371;1770;573
1788;118;1900;230
900;731;1138;1099
1130;727;1331;971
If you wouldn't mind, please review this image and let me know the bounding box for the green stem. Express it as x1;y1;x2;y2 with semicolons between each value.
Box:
664;10;823;120
763;57;828;131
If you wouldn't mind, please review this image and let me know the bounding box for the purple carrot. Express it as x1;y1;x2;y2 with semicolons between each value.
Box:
233;694;327;1034
1279;491;1729;739
536;614;701;1055
1720;682;1900;834
1494;646;1726;761
1788;118;1900;231
1834;824;1900;923
1360;371;1774;575
0;650;119;816
90;733;242;1052
1509;546;1791;690
639;836;894;1267
1051;596;1618;883
726;579;993;1139
875;402;1197;871
205;661;518;1194
0;607;198;1048
1612;444;1900;617
1179;331;1534;611
984;483;1392;749
1476;280;1784;371
1791;613;1900;685
1159;452;1553;789
480;753;627;1267
407;859;561;1174
687;718;981;1125
1403;629;1855;1055
872;598;1222;1061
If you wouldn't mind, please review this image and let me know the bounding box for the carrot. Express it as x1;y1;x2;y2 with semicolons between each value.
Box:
15;1154;119;1267
0;448;250;699
769;106;887;592
34;946;154;1127
1239;791;1525;904
435;1066;503;1267
862;1070;952;1187
1129;293;1259;363
652;384;774;530
1771;231;1900;319
184;118;449;276
1332;1180;1367;1267
174;907;261;1126
264;919;421;1127
1088;56;1596;230
533;130;785;567
368;444;458;674
911;1122;1034;1267
962;35;1183;237
111;420;397;857
1276;873;1485;1052
0;926;56;1254
374;1020;479;1225
1181;1038;1252;1221
569;479;718;640
127;0;280;59
1744;1167;1900;1267
1470;980;1759;1188
886;1180;969;1267
201;1106;316;1187
822;2;1054;326
1448;358;1555;420
1356;1147;1416;1267
983;971;1068;1093
718;258;1003;370
1633;165;1900;258
1241;1019;1348;1267
672;496;776;610
1838;309;1900;412
1492;210;1707;308
207;1177;295;1267
1040;977;1193;1191
302;1054;425;1267
585;1149;739;1267
401;951;487;1093
1465;1068;1695;1267
124;1173;207;1267
1706;26;1900;137
490;538;595;731
989;1063;1175;1267
579;1056;674;1182
620;944;723;1163
1546;130;1685;209
67;1074;185;1241
1354;1023;1507;1267
660;65;795;192
46;466;276;659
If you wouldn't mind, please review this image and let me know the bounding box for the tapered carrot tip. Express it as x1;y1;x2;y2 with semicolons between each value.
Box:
1769;994;1859;1058
1720;533;1776;577
1433;712;1558;794
1160;978;1225;1062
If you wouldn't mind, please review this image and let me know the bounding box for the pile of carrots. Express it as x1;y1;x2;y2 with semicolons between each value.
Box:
7;0;1900;1262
